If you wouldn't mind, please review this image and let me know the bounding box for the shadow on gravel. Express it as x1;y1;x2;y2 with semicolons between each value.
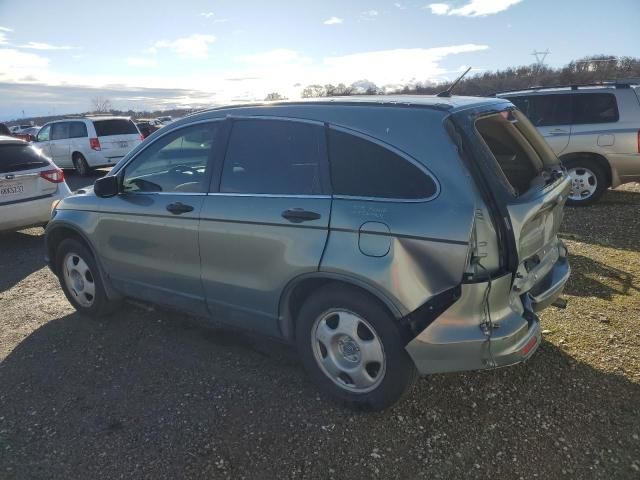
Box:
564;253;640;300
1;308;639;479
0;230;46;293
561;188;640;252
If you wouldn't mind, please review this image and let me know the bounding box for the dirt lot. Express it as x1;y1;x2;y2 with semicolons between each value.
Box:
1;173;639;479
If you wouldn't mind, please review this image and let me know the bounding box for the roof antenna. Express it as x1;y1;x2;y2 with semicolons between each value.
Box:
436;67;472;97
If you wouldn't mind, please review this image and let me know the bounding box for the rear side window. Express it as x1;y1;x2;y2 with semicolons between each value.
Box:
93;119;138;137
328;129;437;199
572;93;619;124
68;122;88;138
51;122;70;140
220;120;325;195
507;94;572;127
0;144;50;173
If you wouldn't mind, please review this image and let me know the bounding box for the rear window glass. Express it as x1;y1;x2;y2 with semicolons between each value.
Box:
572;93;619;124
328;129;437;199
93;119;138;137
0;144;50;173
476;112;545;196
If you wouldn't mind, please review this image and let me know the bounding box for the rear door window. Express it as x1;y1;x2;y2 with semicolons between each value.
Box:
328;129;437;199
93;119;138;137
68;122;88;138
0;144;50;173
51;122;70;141
220;119;326;195
572;93;619;124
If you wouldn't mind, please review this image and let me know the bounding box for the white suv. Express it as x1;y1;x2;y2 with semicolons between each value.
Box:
498;82;640;205
35;116;143;176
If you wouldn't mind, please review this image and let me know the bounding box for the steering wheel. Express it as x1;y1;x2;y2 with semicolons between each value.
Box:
170;165;197;175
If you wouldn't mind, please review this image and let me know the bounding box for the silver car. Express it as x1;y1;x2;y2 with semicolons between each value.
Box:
499;81;640;205
45;96;571;410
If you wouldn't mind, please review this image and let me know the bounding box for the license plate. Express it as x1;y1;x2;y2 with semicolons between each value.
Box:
0;182;24;196
119;141;128;148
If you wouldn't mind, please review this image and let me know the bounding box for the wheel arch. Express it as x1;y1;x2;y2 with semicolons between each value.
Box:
278;272;405;341
559;151;613;187
46;223;121;300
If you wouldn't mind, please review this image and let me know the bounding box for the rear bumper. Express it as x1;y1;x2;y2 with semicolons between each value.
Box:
405;248;570;375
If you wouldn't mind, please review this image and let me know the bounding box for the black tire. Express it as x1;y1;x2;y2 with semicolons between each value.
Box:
562;157;609;206
72;153;91;177
296;284;417;411
56;238;119;317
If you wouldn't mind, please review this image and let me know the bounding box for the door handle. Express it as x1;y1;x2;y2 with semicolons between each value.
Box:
166;202;194;215
548;129;568;136
281;208;321;223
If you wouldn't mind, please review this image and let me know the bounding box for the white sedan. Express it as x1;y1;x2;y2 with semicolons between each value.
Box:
0;136;71;232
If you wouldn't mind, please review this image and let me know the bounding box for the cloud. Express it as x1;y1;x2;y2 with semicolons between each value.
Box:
323;16;343;25
126;57;158;67
394;3;407;9
0;26;13;32
322;44;488;85
152;34;216;59
200;12;229;23
241;49;311;66
362;9;379;17
427;0;522;16
427;3;451;14
0;48;50;81
18;42;75;50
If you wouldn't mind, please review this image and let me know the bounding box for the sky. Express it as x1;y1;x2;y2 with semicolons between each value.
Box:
0;0;638;120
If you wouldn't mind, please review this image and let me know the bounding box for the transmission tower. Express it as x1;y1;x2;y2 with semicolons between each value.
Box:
531;49;550;84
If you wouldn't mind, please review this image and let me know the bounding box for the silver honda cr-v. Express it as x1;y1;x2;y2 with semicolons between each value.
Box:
45;96;571;410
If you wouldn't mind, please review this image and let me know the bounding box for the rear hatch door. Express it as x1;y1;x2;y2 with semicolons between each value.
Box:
92;119;141;159
452;104;570;274
0;143;56;204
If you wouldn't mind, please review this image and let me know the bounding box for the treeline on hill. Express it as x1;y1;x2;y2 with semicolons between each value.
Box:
294;55;640;99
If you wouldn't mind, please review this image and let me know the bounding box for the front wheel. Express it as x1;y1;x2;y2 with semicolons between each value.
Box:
56;238;118;317
563;158;609;206
296;285;417;411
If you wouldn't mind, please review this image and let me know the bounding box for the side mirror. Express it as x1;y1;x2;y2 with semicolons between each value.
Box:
94;175;120;198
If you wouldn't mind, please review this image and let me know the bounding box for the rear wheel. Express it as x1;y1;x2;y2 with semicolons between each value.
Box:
562;158;609;206
56;238;118;317
72;153;91;177
296;285;417;411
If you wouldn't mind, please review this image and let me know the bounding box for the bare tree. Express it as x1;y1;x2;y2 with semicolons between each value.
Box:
91;96;112;113
264;92;286;101
301;85;326;98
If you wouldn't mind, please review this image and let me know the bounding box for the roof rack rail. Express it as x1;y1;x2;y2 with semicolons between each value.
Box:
495;80;638;96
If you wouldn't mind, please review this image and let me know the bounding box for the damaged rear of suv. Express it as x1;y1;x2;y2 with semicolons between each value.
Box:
45;96;570;410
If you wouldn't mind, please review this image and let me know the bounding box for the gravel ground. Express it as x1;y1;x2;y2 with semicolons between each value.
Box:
0;173;639;479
